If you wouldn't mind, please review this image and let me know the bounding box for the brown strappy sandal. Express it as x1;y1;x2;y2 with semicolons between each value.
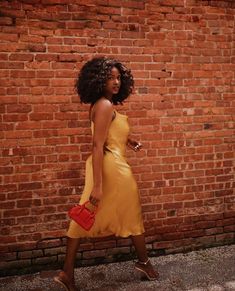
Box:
135;258;159;281
54;271;80;291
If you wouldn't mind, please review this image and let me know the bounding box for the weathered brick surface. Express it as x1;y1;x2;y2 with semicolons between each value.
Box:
0;0;234;275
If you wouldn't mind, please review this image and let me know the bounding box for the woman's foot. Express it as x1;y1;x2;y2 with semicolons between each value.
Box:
135;258;159;281
54;271;80;291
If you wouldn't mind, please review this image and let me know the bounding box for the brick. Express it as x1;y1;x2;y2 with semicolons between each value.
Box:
205;227;223;235
29;113;53;121
33;129;58;138
3;114;28;122
0;259;31;271
0;166;14;174
0;201;15;210
224;225;235;232
17;198;41;208
9;54;34;61
160;0;184;7
83;250;106;259
94;240;116;250
3;209;30;218
44;246;65;256
0;33;18;42
163;202;183;210
37;238;62;249
33;256;57;265
54;112;79;120
10;70;36;78
0;17;13;25
216;233;234;242
18;182;42;191
17;250;33;259
6;104;32;113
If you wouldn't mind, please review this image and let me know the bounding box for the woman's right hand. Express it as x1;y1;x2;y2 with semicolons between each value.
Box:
89;188;102;206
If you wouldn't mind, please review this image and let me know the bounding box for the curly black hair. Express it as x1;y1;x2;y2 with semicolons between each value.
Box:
75;57;134;105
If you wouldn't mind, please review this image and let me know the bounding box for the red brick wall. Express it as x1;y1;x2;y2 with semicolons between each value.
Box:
0;0;234;275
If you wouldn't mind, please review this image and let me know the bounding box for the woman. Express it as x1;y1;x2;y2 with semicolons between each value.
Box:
54;57;159;291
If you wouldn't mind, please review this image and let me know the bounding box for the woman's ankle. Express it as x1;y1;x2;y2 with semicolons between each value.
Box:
138;258;150;265
62;268;74;281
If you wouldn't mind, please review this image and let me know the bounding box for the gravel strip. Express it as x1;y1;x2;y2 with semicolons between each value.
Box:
0;244;234;291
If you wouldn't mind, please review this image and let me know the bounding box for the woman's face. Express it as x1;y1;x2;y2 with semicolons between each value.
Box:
104;67;121;98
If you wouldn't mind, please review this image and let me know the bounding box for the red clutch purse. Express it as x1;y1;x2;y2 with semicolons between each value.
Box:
68;201;97;231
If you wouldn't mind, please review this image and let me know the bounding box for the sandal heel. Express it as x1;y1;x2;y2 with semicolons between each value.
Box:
135;258;159;281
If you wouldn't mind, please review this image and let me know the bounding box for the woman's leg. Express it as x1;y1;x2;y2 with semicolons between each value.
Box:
54;237;80;291
131;234;148;262
63;237;80;280
131;234;159;280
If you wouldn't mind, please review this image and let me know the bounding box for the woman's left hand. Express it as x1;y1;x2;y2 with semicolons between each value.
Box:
127;138;142;152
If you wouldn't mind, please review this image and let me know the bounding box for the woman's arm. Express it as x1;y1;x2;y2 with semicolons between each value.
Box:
90;99;113;205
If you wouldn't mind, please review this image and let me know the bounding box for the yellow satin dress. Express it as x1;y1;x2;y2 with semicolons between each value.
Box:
67;110;145;238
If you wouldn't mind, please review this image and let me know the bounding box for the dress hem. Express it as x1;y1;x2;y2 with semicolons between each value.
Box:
66;229;145;239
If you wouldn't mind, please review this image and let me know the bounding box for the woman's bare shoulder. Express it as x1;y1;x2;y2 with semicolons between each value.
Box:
91;98;113;120
94;98;113;109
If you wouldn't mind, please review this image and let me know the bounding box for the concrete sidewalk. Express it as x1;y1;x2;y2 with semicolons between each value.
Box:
0;244;234;291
